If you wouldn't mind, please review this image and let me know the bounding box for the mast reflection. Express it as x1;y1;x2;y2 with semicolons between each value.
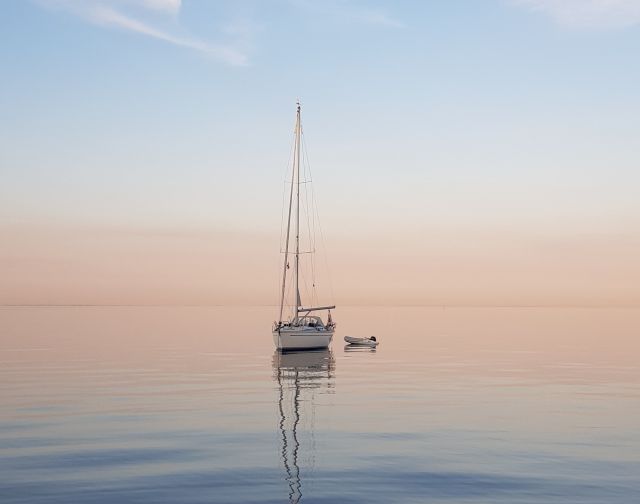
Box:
273;349;335;503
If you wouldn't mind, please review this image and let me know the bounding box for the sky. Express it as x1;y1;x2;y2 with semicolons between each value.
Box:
1;0;639;306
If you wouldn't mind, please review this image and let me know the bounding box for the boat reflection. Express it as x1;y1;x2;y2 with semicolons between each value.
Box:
273;349;335;503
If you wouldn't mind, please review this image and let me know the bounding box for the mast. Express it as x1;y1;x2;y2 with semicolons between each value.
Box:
278;107;298;324
294;102;301;322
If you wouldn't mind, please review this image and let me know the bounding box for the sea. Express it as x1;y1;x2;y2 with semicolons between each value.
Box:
1;306;639;503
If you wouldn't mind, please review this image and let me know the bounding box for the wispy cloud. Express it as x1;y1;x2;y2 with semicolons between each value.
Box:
37;0;249;65
289;0;404;29
356;8;405;28
513;0;640;29
139;0;182;14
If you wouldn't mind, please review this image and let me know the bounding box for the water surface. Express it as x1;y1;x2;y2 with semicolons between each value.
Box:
1;306;639;503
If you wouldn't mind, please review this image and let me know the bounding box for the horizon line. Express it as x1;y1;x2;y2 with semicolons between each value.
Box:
2;304;639;309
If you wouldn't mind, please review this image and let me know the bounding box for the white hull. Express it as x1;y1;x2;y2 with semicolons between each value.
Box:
273;329;334;350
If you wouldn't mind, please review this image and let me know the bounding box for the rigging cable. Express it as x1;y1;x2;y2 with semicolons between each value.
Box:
301;130;335;307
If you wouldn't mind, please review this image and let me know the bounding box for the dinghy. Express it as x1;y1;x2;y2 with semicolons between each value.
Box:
344;336;378;347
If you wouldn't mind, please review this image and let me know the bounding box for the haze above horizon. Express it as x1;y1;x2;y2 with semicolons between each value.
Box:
1;0;639;306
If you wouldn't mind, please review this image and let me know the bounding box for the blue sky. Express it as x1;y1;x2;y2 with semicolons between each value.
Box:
2;0;639;230
1;1;639;305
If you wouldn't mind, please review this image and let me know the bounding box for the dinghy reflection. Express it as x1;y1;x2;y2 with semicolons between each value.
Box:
343;344;377;353
273;349;335;503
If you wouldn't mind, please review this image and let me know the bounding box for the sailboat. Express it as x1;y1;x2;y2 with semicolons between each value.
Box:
272;103;336;351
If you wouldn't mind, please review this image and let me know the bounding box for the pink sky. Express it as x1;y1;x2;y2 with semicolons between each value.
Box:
2;224;638;306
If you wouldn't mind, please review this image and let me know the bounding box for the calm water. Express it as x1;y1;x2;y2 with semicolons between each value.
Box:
1;306;639;503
